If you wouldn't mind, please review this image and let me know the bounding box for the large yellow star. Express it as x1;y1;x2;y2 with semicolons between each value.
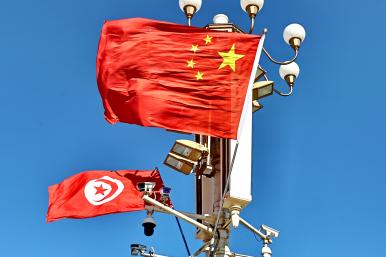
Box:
187;59;196;68
195;71;204;80
218;44;244;72
191;44;199;53
204;35;213;44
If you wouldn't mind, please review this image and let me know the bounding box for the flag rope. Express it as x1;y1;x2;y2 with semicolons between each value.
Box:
175;216;191;256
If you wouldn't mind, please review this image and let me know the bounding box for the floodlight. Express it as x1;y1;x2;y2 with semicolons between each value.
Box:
164;153;196;175
253;81;274;100
254;66;267;82
170;139;208;162
252;101;264;113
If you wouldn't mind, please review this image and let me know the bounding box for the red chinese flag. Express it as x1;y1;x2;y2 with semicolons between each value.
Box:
46;169;169;222
97;18;262;139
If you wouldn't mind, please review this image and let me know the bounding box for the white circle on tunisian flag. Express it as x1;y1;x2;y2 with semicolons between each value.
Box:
84;176;124;205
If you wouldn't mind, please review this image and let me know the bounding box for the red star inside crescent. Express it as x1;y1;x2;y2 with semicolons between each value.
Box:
94;184;107;195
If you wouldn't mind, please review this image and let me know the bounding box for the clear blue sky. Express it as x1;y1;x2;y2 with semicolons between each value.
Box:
1;0;385;256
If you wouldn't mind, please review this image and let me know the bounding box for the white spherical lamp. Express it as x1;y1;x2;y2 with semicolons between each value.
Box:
213;14;229;24
279;62;300;79
179;0;202;25
283;23;306;50
240;0;264;13
179;0;202;12
279;62;300;87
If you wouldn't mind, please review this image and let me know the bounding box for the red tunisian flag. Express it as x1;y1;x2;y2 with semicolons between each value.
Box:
46;169;170;222
97;18;262;139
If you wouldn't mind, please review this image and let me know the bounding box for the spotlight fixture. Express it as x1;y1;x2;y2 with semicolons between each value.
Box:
164;140;208;175
170;140;208;162
253;81;274;100
252;101;264;113
255;66;267;82
164;152;196;175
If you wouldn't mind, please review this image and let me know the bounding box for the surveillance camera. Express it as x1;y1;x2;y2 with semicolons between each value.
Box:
130;244;146;256
137;182;156;192
261;244;272;257
261;224;279;238
142;215;156;236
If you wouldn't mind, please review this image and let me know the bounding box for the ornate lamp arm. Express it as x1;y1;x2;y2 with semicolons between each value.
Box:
262;47;298;65
263;74;294;97
274;85;293;96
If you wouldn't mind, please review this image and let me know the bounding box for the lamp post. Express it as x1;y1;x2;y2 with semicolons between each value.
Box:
147;1;307;256
178;0;306;256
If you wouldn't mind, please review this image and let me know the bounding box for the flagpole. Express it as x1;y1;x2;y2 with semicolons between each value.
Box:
194;21;266;257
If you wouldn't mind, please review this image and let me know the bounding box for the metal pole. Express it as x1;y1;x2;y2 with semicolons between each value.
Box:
143;195;213;235
239;217;269;242
153;207;207;221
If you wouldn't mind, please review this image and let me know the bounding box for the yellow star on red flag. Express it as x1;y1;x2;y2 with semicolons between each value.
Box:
218;44;244;72
195;71;204;80
204;35;213;44
97;18;263;139
187;37;246;80
191;45;199;53
187;59;196;68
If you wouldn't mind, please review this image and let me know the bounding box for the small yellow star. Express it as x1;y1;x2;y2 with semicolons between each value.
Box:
187;59;196;68
195;71;204;80
218;44;245;72
191;44;199;53
203;35;213;44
